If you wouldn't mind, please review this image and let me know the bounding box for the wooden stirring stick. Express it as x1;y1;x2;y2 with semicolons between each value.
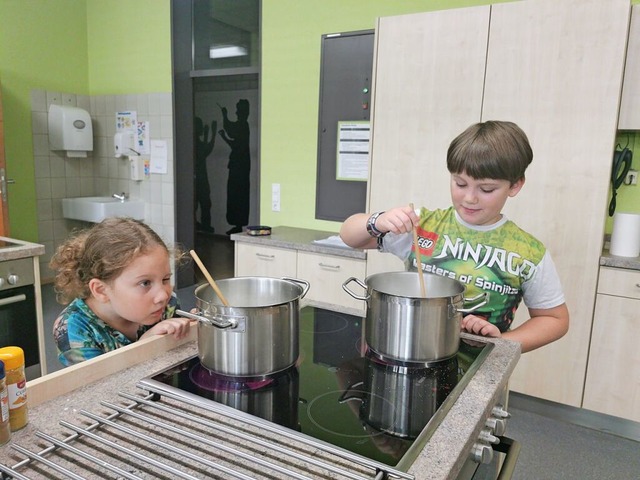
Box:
189;249;230;306
410;203;427;298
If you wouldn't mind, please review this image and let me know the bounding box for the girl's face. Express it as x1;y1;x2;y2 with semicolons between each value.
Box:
102;245;173;326
450;172;524;226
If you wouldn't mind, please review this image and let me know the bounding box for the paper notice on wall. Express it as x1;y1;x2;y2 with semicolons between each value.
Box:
150;140;168;174
336;121;370;181
136;121;150;154
116;111;137;132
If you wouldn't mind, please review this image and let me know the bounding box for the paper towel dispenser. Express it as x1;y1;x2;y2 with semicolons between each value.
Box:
48;104;93;157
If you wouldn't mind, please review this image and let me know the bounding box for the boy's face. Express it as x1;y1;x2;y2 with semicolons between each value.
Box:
450;172;524;226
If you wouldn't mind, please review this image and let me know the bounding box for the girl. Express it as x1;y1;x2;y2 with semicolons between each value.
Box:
50;217;191;366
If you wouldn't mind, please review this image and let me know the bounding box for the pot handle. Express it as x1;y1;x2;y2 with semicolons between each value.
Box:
342;277;370;301
457;292;490;314
175;308;236;329
281;277;310;299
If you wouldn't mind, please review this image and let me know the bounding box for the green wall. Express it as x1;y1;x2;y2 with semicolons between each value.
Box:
0;0;170;242
0;0;89;242
1;0;638;243
86;0;171;94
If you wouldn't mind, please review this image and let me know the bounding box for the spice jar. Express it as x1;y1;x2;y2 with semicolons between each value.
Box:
0;360;11;445
0;347;28;431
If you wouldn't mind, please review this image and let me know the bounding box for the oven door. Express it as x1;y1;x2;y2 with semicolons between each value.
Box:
457;435;521;480
0;285;41;380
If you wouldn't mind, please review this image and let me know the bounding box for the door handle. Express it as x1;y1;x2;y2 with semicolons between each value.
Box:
0;167;15;203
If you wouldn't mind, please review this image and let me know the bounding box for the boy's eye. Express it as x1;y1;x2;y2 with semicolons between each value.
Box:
481;188;496;193
140;280;152;287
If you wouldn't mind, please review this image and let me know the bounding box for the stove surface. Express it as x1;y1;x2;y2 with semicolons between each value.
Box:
144;306;490;467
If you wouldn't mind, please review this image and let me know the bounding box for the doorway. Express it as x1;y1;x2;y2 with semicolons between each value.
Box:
171;0;260;288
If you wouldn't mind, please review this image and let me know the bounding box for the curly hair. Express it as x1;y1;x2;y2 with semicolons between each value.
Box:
49;217;181;304
446;121;533;185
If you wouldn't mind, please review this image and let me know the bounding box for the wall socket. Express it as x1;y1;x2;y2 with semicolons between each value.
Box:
625;169;638;186
272;183;281;211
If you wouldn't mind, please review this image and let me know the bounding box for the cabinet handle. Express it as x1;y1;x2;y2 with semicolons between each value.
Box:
319;262;341;270
636;283;640;288
255;253;275;260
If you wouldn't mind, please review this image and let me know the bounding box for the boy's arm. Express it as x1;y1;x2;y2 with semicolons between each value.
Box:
340;206;419;249
503;303;569;353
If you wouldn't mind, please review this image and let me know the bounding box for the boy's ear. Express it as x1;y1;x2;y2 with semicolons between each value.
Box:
88;278;110;303
508;178;525;197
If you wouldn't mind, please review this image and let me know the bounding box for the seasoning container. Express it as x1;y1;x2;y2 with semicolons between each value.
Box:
0;347;28;431
0;360;11;445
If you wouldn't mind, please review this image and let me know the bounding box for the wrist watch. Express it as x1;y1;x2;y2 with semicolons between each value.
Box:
366;211;386;238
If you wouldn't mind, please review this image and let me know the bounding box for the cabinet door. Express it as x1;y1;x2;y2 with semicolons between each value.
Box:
234;243;297;278
482;0;630;407
297;251;366;315
583;293;640;421
619;5;640;130
367;6;490;275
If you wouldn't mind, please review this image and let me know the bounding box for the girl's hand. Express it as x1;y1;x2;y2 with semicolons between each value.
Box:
144;317;192;340
461;314;501;338
376;205;420;235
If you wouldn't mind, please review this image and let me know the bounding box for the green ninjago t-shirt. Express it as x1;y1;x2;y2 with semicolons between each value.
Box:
382;207;564;332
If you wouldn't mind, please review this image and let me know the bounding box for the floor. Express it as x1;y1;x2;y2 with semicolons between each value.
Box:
39;233;640;479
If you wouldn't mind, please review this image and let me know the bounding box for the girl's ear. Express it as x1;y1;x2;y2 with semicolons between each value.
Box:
88;278;110;303
508;178;525;197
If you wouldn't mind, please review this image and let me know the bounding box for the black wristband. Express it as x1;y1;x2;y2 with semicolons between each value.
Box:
366;211;386;238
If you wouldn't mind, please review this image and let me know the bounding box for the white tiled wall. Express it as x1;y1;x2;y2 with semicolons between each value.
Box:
31;89;176;281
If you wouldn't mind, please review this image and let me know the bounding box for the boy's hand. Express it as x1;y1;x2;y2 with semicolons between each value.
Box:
461;314;501;338
376;205;420;234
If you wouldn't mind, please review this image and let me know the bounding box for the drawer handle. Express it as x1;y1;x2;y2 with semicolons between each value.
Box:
319;262;341;270
636;283;640;288
255;253;275;260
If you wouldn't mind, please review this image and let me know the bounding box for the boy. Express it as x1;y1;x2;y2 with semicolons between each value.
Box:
340;121;569;352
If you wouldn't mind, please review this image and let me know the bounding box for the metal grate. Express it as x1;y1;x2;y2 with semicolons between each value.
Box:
0;382;414;480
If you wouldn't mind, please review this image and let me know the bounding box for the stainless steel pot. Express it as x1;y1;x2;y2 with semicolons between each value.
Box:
343;271;487;363
190;365;300;430
340;355;458;438
178;276;309;377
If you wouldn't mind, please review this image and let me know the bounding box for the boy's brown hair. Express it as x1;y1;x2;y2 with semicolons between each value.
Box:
447;121;533;184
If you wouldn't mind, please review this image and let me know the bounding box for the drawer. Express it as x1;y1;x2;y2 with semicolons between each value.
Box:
235;243;297;278
597;267;640;300
297;251;366;312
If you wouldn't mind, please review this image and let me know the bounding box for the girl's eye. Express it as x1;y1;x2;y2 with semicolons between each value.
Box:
140;280;152;287
162;277;172;284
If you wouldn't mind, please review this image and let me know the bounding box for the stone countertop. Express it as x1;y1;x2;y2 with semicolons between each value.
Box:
231;226;367;260
600;250;640;271
0;236;45;261
0;328;520;480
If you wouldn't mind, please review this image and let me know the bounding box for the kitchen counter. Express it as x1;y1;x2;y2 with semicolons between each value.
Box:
0;236;45;260
599;250;640;271
0;319;520;480
231;225;366;260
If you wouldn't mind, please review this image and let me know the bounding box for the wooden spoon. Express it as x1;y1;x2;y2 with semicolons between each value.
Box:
410;203;427;298
189;249;230;306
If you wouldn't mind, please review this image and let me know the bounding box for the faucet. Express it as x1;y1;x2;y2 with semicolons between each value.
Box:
112;192;128;202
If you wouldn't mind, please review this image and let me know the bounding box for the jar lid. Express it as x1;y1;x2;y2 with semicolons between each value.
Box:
0;346;24;370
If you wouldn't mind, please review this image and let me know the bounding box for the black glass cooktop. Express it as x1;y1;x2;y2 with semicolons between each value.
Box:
143;306;490;467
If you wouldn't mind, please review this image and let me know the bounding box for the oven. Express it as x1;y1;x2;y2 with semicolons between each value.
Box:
0;256;40;380
0;306;518;479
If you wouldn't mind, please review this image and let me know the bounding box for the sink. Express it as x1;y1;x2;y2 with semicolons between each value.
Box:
61;196;145;223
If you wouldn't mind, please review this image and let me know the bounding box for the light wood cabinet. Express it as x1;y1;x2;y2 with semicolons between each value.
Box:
619;5;640;130
235;243;297;278
234;241;366;315
369;0;630;406
582;267;640;421
297;251;366;313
